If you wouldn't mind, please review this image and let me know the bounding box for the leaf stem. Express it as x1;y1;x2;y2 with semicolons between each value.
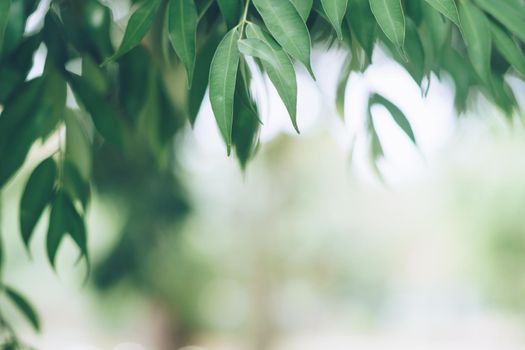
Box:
239;0;251;35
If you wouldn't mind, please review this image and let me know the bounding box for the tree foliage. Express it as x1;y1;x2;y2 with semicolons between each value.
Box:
0;0;525;345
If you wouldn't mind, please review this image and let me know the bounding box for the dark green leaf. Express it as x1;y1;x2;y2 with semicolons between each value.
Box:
4;286;40;331
490;22;525;77
217;0;240;28
474;0;525;43
424;0;460;26
20;158;57;249
0;0;11;55
346;0;376;61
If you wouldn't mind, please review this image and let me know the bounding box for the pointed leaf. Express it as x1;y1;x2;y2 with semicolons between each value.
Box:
490;22;525;77
424;0;460;26
209;28;240;152
290;0;313;22
4;286;40;331
244;23;298;132
104;0;162;63
347;0;376;60
474;0;525;43
321;0;348;40
168;0;198;85
368;93;416;144
47;192;68;267
369;0;405;49
252;0;315;78
20;157;57;249
459;1;492;84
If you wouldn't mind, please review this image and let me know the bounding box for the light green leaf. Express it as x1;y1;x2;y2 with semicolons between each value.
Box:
424;0;460;26
244;23;299;132
290;0;313;22
321;0;348;40
459;1;492;84
490;22;525;77
104;0;162;63
168;0;198;85
0;0;11;54
217;0;240;28
209;28;240;153
369;0;405;49
4;286;40;331
368;93;416;144
252;0;315;78
20;157;57;250
336;54;352;118
474;0;525;43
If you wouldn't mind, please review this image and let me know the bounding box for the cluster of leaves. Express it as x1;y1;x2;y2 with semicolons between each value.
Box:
0;0;524;343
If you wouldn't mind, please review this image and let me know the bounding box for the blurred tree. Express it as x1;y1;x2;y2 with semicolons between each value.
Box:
0;0;525;347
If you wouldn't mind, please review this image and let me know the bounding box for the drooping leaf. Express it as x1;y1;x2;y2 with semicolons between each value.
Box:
65;109;92;180
188;31;223;125
168;0;198;85
104;0;162;63
424;0;460;27
63;161;90;211
290;0;313;22
346;0;376;61
20;157;57;249
209;27;240;153
369;0;405;50
336;54;352;118
474;0;525;43
217;0;240;28
244;23;299;132
47;192;68;268
490;22;525;77
68;73;125;148
232;71;260;169
321;0;348;40
459;1;492;84
252;0;315;78
368;93;416;144
4;286;40;331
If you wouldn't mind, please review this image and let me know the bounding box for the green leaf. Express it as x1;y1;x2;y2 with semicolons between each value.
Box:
290;0;313;22
65;109;92;181
244;23;299;132
168;0;198;85
321;0;348;40
47;191;88;267
209;28;241;153
20;157;57;250
252;0;315;78
0;0;11;55
369;0;405;49
232;71;260;169
4;286;40;331
474;0;525;43
68;73;125;148
490;22;525;77
368;93;416;144
104;0;162;63
336;54;352;118
188;31;223;125
459;1;492;84
402;19;425;85
424;0;460;27
47;192;68;267
63;161;90;210
217;0;241;28
347;0;376;61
